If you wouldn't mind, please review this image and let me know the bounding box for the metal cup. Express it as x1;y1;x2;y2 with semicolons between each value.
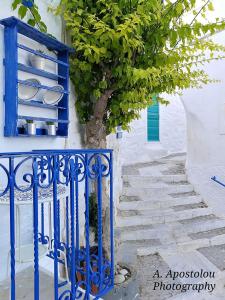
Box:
47;124;56;136
27;122;36;135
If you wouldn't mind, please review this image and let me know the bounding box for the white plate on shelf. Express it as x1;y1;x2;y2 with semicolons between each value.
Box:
42;84;64;105
18;78;41;101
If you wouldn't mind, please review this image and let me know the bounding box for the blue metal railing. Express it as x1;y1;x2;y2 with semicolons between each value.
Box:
0;149;114;300
211;176;225;188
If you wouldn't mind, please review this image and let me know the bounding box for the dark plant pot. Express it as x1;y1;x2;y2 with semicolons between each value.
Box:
104;264;139;300
75;246;107;296
76;262;99;295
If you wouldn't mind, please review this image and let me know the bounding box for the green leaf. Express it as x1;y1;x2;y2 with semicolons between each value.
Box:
176;3;183;14
208;2;214;11
31;8;41;22
12;0;21;10
18;5;27;19
39;21;47;33
27;18;36;27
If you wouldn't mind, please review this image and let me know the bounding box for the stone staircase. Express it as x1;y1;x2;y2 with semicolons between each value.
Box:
115;153;225;299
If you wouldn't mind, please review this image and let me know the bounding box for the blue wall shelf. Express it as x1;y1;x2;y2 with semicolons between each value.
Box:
0;16;74;137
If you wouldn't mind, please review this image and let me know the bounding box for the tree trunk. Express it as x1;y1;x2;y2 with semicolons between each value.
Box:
85;90;114;258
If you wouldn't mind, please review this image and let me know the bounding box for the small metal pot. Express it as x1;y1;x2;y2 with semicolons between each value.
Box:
29;54;45;70
47;124;56;136
26;122;36;135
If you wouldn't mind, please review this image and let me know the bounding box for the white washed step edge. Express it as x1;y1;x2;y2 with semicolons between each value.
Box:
122;184;194;197
118;196;203;210
116;207;213;227
136;233;225;257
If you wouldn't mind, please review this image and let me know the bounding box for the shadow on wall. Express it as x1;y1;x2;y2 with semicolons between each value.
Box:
120;94;187;166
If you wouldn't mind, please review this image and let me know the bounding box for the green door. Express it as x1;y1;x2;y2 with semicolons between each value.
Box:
147;97;159;141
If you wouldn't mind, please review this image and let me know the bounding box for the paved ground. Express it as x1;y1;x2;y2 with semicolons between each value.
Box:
137;253;182;300
116;153;225;299
0;267;55;300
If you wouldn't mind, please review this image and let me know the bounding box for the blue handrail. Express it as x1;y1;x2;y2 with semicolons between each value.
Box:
211;176;225;187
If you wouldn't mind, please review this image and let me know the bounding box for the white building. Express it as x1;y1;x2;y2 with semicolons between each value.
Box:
120;0;225;216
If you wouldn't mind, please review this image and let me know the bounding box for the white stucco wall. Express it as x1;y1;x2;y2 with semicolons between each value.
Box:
0;0;83;281
120;94;187;165
182;27;225;217
180;0;225;217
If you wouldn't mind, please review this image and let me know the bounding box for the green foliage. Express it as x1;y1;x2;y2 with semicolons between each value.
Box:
12;0;47;32
89;193;98;242
53;0;225;134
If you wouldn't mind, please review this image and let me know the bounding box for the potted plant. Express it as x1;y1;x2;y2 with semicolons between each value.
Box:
46;121;56;136
26;119;36;135
29;49;46;70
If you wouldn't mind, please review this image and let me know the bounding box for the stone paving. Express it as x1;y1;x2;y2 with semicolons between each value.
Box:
0;267;55;300
198;244;225;271
0;266;89;300
116;153;225;299
137;254;182;300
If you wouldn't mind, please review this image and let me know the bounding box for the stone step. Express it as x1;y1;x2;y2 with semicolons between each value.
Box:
116;239;162;265
123;179;189;188
116;207;213;228
137;244;222;273
122;153;186;170
169;191;198;198
137;252;184;300
161;164;186;175
118;195;203;210
172;201;207;212
118;201;207;217
118;220;225;247
169;216;225;236
117;224;181;246
179;214;219;226
122;184;194;198
160;152;186;161
135;223;225;257
122;159;186;176
116;214;224;243
160;250;219;282
197;243;225;272
122;174;187;186
189;226;225;240
177;234;225;252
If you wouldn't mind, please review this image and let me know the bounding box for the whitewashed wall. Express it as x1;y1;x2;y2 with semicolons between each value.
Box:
0;0;83;281
182;26;225;217
120;94;187;165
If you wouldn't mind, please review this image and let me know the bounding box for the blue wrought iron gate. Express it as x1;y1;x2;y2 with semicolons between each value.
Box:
0;149;114;300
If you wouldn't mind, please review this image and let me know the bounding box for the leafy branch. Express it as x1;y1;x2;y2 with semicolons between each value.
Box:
12;0;47;33
54;0;225;138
